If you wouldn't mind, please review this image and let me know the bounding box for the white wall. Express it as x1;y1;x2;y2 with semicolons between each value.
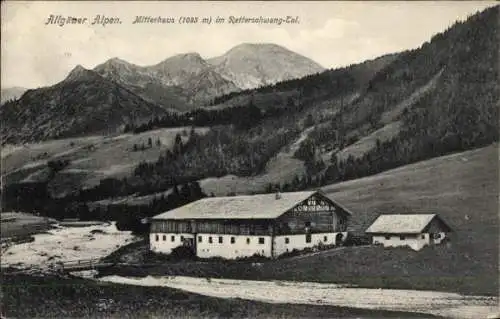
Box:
150;233;194;254
273;232;347;257
151;231;350;259
196;234;272;259
372;232;447;251
432;232;447;244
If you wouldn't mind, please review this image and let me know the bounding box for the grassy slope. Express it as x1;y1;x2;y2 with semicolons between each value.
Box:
293;143;499;295
0;274;438;319
2;127;209;196
106;144;498;295
199;127;313;196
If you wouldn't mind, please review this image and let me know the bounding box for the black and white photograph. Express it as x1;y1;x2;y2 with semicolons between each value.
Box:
1;1;499;318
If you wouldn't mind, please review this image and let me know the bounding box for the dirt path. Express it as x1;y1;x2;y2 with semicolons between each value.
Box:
98;275;499;319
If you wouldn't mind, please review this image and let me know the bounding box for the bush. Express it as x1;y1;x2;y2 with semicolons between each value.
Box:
277;249;302;259
47;159;70;172
234;253;269;263
343;233;371;246
170;246;195;260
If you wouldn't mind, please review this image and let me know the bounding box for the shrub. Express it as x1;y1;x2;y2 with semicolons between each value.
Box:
170;246;195;260
234;253;269;263
47;159;70;172
343;233;371;246
277;249;302;259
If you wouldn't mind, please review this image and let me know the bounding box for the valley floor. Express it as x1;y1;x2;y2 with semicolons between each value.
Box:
99;144;499;296
97;275;498;319
1;273;439;319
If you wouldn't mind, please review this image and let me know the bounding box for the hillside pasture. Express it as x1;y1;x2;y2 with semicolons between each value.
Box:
200;127;311;195
167;144;498;295
2;127;209;196
319;143;499;295
88;188;174;209
379;68;444;125
332;121;402;162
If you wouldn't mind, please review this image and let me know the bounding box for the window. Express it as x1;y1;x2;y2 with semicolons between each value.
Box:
231;237;235;244
421;235;425;239
180;236;184;242
171;235;175;242
198;236;202;243
246;238;250;244
305;233;312;243
162;235;166;241
285;237;290;244
155;235;159;242
219;236;223;244
305;221;311;227
259;237;265;244
400;235;406;240
324;236;328;242
208;236;213;243
385;235;391;240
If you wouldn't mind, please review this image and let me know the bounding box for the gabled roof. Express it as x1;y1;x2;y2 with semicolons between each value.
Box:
152;190;351;220
365;214;452;234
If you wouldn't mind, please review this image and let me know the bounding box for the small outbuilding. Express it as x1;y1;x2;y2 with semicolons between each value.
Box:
365;214;452;251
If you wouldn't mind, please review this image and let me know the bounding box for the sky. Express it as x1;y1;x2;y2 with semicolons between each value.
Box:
1;1;496;89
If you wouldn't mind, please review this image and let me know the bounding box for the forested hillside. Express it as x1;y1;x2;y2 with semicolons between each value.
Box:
1;6;497;225
280;5;499;191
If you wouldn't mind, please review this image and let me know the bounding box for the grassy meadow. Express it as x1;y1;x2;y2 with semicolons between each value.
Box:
103;144;499;296
2;127;209;197
0;274;439;319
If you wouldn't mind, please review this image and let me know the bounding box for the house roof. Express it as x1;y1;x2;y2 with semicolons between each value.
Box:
152;190;351;220
365;214;451;234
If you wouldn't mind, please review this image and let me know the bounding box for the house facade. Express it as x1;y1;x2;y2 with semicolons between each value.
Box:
365;214;452;251
150;191;352;259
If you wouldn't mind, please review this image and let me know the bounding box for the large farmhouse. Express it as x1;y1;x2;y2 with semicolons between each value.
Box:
365;214;452;251
150;191;352;259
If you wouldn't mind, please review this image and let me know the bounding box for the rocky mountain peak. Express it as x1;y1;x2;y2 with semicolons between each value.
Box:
64;65;98;82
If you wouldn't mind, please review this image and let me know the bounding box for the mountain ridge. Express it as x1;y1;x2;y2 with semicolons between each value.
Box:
0;65;169;144
92;43;325;108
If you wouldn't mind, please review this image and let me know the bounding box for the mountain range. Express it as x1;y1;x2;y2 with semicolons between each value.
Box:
93;43;324;107
1;43;324;143
1;5;498;189
0;6;497;300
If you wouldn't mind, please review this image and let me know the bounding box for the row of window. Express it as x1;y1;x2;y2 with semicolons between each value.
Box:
284;235;328;244
155;235;186;242
199;236;266;245
155;234;331;244
154;234;267;245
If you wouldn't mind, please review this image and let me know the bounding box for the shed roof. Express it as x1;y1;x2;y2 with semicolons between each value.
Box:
152;191;350;220
365;214;451;234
